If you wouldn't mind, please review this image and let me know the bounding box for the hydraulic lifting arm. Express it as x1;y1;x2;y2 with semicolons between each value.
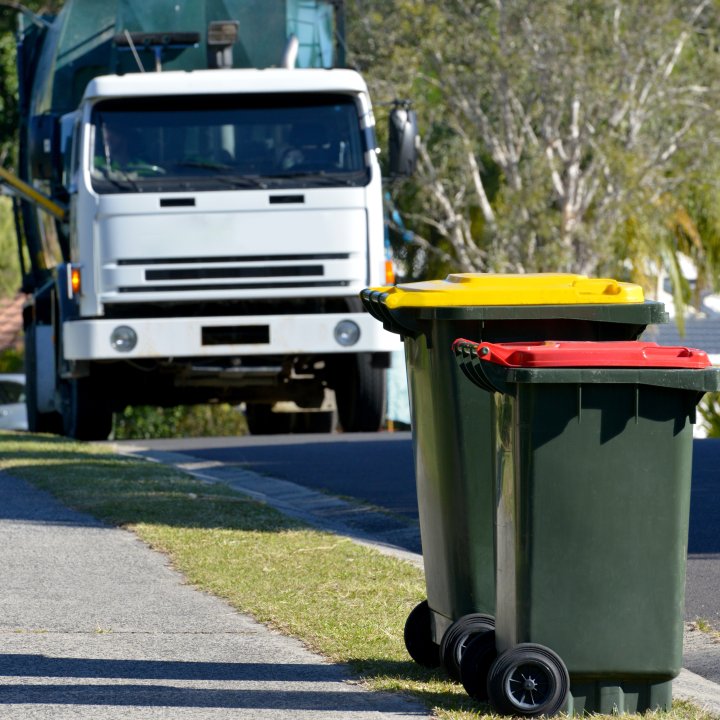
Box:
0;166;67;221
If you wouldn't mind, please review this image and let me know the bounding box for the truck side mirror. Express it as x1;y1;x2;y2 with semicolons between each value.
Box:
388;103;418;177
29;114;61;182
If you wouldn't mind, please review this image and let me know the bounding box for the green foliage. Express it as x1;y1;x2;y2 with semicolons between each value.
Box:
698;393;720;439
349;0;720;297
0;346;23;371
0;31;18;162
113;403;248;440
0;1;64;161
0;196;20;297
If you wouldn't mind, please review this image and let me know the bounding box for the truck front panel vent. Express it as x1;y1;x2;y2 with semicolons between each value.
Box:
118;254;349;265
145;266;323;281
118;281;350;293
202;325;270;346
160;198;196;207
269;195;305;204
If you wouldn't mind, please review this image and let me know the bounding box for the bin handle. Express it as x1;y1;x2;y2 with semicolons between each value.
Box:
360;288;427;340
452;338;516;396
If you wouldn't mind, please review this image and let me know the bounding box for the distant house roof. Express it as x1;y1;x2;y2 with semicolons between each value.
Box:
643;316;720;361
0;294;25;353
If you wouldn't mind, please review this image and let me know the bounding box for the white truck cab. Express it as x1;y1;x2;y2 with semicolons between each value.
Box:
12;1;418;440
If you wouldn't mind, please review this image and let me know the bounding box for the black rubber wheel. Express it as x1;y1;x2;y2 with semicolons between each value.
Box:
245;404;292;435
24;324;62;434
246;406;334;434
487;643;569;717
404;600;441;668
459;629;497;701
60;376;114;441
335;353;386;432
290;410;335;434
440;613;495;682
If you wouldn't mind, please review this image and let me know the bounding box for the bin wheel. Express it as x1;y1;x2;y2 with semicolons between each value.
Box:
459;630;497;701
403;600;440;668
487;643;569;717
440;613;495;682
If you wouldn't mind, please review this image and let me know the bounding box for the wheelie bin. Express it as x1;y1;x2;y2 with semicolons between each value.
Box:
453;339;720;716
360;273;667;680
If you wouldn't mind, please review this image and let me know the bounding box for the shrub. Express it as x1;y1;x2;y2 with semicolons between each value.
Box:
112;403;248;439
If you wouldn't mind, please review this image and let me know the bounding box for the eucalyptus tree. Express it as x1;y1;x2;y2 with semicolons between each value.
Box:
349;0;720;304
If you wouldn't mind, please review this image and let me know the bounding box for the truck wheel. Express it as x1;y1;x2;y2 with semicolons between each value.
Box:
290;410;335;434
61;377;114;441
246;406;335;434
245;404;292;435
335;354;385;432
24;325;62;434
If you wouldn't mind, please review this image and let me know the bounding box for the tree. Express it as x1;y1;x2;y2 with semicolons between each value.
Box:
0;2;62;159
349;0;720;304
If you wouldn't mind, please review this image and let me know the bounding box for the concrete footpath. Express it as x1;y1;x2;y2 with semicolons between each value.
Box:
0;471;428;719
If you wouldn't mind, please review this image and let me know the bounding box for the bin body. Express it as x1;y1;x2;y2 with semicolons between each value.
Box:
454;340;719;714
362;274;667;643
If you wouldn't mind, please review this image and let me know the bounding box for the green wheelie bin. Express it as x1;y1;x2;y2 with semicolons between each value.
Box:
453;339;720;716
360;273;667;680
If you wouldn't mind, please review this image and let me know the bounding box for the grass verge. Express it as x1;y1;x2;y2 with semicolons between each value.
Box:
0;431;715;720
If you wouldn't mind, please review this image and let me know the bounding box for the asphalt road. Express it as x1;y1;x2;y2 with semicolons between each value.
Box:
129;433;720;630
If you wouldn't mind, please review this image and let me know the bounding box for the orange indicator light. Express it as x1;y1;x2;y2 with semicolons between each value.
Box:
384;259;396;285
70;267;81;296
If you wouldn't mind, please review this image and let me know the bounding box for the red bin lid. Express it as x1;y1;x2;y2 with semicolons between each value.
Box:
471;341;712;369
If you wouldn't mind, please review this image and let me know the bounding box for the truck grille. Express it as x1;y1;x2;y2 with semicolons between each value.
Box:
119;281;349;293
145;265;323;281
111;254;354;294
117;253;350;265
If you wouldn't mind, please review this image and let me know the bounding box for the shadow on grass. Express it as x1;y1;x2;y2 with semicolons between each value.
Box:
0;433;304;533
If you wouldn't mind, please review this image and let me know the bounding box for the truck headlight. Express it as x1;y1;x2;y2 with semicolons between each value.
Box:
110;325;138;353
334;320;360;347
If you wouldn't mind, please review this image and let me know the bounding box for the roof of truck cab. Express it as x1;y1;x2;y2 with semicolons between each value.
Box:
82;68;370;101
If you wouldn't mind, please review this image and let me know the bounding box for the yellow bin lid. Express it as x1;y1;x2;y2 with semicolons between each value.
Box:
373;273;645;309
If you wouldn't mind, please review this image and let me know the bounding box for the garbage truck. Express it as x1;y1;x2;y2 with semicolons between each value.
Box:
4;0;416;440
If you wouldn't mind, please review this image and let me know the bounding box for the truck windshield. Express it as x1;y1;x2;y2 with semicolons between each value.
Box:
90;93;371;194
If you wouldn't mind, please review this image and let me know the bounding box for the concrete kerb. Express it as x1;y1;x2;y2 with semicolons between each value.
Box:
118;445;424;570
117;444;720;718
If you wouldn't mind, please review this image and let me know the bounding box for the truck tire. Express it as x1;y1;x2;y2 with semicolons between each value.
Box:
335;353;386;432
246;406;335;434
245;404;292;435
60;376;114;441
24;325;63;434
292;410;335;434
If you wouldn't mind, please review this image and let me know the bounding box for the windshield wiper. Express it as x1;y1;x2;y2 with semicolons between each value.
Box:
215;175;268;189
259;172;364;187
174;160;233;171
93;168;140;192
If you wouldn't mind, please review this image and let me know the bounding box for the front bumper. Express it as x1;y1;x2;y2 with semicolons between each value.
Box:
62;312;400;361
